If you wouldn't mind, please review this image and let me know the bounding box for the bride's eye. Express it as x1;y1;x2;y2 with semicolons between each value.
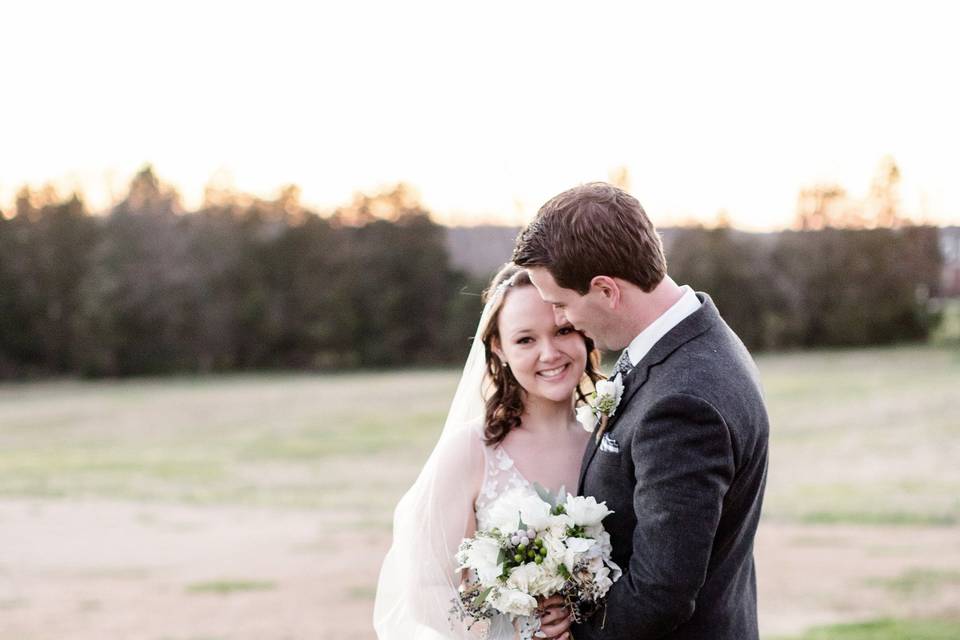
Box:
558;327;575;335
516;337;533;345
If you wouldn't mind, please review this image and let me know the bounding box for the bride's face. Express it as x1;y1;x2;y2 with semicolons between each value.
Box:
494;286;588;403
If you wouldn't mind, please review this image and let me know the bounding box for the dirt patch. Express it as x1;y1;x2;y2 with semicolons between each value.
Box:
4;499;960;639
0;499;380;640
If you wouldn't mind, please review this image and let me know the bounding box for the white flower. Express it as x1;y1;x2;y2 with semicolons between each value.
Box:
540;530;567;564
564;494;613;527
578;376;624;433
490;587;538;616
607;557;623;583
486;488;552;531
561;536;595;573
593;377;624;416
460;535;503;583
594;378;619;400
593;564;614;595
506;561;543;593
506;561;564;596
592;529;613;558
576;404;598;432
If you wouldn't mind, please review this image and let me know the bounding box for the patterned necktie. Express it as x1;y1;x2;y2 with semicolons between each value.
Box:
613;349;633;380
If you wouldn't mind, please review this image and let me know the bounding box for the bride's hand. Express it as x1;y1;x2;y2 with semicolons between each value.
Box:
534;594;572;640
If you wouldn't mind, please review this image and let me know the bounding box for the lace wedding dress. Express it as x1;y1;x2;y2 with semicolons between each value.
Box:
475;441;536;530
470;430;543;640
375;267;534;639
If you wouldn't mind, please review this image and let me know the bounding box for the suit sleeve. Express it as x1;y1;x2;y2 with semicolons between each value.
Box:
600;392;735;639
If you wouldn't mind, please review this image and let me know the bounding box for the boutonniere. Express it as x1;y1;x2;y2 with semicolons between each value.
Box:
576;376;625;443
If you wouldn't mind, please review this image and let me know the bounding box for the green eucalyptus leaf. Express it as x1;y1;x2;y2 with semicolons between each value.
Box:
473;586;493;607
533;482;557;509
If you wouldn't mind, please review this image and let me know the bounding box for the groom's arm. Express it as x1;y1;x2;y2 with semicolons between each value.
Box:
601;393;735;639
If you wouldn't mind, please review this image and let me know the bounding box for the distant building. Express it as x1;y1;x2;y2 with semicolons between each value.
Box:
445;225;960;298
940;227;960;298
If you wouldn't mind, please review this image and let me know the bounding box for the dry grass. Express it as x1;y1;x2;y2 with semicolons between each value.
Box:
1;346;958;639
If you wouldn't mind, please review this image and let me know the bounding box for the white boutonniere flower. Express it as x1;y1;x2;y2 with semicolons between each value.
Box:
576;376;624;440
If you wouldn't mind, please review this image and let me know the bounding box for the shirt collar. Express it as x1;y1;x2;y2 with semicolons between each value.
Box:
624;285;702;367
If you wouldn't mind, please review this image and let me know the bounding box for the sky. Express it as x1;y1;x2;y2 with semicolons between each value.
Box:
2;1;958;230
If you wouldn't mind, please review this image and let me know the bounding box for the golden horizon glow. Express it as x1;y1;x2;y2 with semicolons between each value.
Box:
2;1;958;231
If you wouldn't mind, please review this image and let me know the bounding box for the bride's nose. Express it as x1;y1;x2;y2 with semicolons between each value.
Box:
538;338;562;362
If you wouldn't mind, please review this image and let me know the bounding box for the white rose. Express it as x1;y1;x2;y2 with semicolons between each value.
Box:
506;561;543;593
593;565;614;596
540;530;567;563
546;512;574;536
597;377;624;400
486;488;552;531
593;529;613;556
461;536;503;584
517;492;554;530
560;536;593;571
585;553;604;574
491;587;538;616
564;494;613;527
607;558;622;582
594;376;624;415
576;404;597;432
538;571;568;596
594;379;618;398
508;562;566;599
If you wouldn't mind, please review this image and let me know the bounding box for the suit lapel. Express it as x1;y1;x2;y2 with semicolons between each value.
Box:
577;293;720;495
577;367;640;493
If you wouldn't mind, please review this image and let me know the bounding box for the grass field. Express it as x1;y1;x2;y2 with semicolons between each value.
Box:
1;345;958;639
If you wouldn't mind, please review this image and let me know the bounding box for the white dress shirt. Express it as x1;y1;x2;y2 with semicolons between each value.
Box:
622;285;702;368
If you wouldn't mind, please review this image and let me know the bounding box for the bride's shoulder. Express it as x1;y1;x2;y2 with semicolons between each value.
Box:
440;415;487;444
433;416;488;466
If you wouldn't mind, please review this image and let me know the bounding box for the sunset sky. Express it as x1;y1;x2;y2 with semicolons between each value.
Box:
2;1;958;229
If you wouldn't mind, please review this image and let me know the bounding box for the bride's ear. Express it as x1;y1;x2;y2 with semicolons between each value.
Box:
590;276;621;309
491;337;506;363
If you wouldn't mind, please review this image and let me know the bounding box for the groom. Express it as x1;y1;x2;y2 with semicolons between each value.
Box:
513;183;769;640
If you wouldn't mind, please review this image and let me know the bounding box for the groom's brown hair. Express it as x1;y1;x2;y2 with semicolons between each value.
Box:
512;182;667;294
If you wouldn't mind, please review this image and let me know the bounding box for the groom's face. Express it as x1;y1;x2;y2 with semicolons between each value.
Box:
527;267;612;350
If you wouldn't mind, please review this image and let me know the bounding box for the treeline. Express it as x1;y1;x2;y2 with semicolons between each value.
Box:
666;225;943;350
0;168;484;378
0;167;946;378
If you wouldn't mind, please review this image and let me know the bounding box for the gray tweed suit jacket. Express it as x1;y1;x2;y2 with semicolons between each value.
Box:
572;292;769;640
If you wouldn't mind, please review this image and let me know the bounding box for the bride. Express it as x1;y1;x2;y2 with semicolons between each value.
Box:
374;263;604;639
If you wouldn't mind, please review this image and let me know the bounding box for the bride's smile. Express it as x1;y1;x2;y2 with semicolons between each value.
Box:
536;363;570;379
491;286;588;404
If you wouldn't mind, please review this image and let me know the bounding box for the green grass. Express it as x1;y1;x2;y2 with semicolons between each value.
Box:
346;585;378;600
866;568;960;596
0;370;455;515
772;618;960;640
756;346;960;526
0;346;958;526
186;579;276;594
2;347;959;637
931;299;960;346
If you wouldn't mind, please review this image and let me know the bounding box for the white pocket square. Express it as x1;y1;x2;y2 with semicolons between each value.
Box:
599;434;620;453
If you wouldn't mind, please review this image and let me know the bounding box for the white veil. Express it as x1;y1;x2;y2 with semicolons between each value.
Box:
373;268;522;639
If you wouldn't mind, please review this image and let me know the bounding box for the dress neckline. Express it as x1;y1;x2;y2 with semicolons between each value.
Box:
494;444;532;487
494;444;570;498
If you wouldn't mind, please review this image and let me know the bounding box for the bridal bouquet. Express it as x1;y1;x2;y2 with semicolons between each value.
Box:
453;485;622;638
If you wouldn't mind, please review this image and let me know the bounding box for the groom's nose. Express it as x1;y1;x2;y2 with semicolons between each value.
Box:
553;307;567;326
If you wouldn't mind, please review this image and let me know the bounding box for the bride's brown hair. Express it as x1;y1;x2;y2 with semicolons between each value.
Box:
480;263;603;446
